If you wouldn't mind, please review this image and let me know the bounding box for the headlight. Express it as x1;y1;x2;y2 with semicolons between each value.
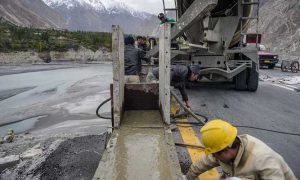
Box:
274;56;278;59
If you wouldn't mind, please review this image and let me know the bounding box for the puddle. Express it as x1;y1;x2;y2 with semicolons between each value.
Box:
0;115;46;137
0;86;36;101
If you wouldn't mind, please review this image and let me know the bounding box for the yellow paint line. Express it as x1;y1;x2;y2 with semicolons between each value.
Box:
177;118;220;180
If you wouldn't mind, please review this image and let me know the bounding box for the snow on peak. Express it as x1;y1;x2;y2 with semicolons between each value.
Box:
42;0;151;19
101;0;151;19
42;0;105;11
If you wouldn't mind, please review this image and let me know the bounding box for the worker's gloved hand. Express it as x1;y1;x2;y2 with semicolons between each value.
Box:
185;101;191;108
182;175;188;180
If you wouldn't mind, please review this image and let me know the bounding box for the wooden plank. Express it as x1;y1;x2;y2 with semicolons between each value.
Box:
159;23;171;124
112;25;125;128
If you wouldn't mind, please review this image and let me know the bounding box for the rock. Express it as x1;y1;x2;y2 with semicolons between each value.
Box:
3;135;14;143
249;0;300;56
0;155;20;172
0;51;41;65
3;129;15;143
223;104;229;108
20;148;43;160
0;47;112;65
0;152;6;158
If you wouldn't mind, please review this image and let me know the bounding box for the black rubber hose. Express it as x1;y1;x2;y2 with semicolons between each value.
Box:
172;121;300;137
96;97;112;119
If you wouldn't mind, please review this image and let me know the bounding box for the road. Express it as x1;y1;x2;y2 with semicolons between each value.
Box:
176;68;300;178
0;65;299;178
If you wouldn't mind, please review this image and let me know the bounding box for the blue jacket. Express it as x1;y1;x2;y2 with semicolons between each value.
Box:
124;44;145;75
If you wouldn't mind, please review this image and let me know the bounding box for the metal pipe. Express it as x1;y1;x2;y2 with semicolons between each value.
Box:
175;142;205;149
170;89;206;125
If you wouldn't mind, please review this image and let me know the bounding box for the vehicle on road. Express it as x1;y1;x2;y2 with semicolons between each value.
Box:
258;44;279;69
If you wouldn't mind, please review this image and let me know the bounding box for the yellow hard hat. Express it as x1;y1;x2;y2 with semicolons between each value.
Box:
200;119;237;154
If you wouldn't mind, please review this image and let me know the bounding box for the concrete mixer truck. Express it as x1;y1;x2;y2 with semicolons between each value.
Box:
148;0;260;91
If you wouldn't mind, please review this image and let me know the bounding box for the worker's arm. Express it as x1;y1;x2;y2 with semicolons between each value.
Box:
186;155;219;180
255;155;296;180
175;82;192;108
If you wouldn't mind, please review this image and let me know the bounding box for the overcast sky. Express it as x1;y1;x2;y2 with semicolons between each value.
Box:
125;0;175;15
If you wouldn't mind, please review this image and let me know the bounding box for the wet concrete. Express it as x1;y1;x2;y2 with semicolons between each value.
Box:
121;110;164;128
93;110;182;180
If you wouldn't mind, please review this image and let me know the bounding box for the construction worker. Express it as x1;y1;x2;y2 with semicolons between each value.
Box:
147;64;200;108
186;119;297;180
158;13;180;49
147;37;157;51
158;13;176;26
124;35;145;80
136;36;147;53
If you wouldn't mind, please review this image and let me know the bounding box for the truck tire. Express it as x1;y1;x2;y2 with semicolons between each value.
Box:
235;70;247;90
268;64;275;69
247;62;259;92
291;61;299;73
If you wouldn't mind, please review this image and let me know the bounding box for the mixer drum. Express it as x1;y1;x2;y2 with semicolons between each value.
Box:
176;0;253;47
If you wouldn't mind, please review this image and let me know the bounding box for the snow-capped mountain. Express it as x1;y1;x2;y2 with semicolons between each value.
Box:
42;0;150;19
0;0;158;35
43;0;106;11
40;0;157;34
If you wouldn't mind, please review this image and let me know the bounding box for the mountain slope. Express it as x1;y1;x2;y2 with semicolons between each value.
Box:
41;0;158;35
0;0;65;28
257;0;300;56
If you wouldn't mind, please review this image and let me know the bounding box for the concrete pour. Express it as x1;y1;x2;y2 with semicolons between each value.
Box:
93;110;182;180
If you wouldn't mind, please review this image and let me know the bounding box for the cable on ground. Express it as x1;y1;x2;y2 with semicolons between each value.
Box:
172;121;300;137
96;97;112;119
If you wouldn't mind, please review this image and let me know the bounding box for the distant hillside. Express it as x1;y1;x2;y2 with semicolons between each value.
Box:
257;0;300;56
0;18;111;53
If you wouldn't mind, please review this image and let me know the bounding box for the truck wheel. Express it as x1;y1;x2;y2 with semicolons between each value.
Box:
247;62;259;92
291;61;299;73
281;64;288;72
235;70;247;90
268;64;275;69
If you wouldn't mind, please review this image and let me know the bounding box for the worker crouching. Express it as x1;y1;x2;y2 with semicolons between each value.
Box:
186;120;297;180
147;64;200;108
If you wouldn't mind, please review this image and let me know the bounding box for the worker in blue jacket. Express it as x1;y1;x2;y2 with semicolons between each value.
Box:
124;35;145;76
